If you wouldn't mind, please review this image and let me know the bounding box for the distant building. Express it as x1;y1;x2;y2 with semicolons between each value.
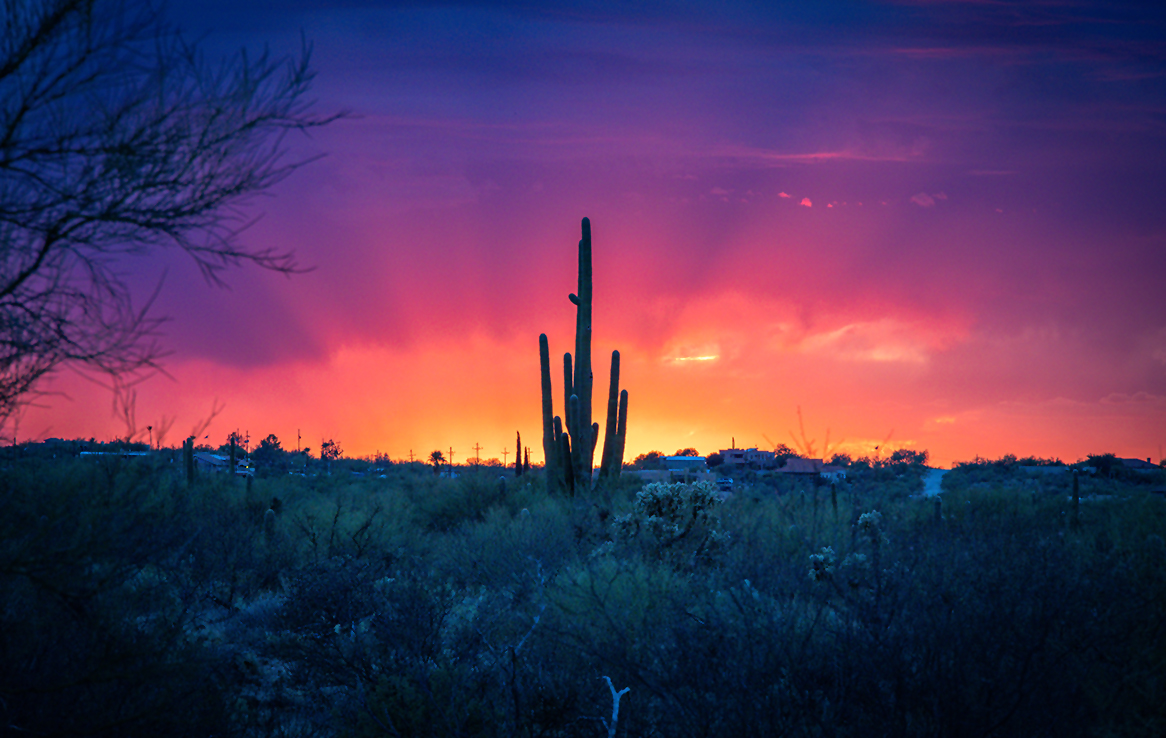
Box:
717;447;777;470
774;457;847;481
663;457;714;483
194;452;230;472
193;452;253;476
1121;458;1159;472
776;457;824;475
820;464;848;482
623;470;672;483
720;448;747;467
623;466;716;484
664;456;708;473
745;448;776;468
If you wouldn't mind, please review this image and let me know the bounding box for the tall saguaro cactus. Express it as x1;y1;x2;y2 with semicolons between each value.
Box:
516;431;523;476
184;437;195;486
540;218;628;495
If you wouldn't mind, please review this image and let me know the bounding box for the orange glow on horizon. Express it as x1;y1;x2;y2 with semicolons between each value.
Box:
20;322;1165;470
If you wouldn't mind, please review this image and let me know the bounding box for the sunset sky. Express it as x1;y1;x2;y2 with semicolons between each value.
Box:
17;0;1166;468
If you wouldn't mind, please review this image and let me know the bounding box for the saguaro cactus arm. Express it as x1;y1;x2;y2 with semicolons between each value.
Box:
540;334;559;491
556;415;573;493
599;350;621;478
563;353;574;433
615;389;628;473
569;393;586;494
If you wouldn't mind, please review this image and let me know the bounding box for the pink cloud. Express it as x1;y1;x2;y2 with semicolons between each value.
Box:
910;192;936;207
779;191;791;198
800;197;812;207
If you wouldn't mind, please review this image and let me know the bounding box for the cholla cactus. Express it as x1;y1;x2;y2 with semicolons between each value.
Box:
618;481;720;535
842;552;867;567
857;509;882;534
612;481;728;566
856;509;885;595
808;546;836;581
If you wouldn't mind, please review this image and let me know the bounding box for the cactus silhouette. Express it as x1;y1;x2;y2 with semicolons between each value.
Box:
184;437;195;486
1071;471;1081;530
264;508;276;543
229;437;237;482
540;218;628;495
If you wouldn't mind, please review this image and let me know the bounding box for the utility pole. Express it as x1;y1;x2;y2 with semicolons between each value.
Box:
473;442;483;465
408;449;415;464
502;448;509;466
449;447;455;467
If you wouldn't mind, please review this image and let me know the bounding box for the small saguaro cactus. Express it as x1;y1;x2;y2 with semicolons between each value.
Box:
184;437;195;486
229;436;237;481
539;218;629;496
264;508;276;544
1071;470;1081;530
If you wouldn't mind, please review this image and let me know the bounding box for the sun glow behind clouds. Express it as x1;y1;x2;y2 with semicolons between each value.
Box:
665;342;722;364
798;323;930;364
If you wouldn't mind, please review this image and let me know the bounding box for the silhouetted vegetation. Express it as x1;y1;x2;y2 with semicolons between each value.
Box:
1;447;1164;737
540;218;628;497
0;0;340;429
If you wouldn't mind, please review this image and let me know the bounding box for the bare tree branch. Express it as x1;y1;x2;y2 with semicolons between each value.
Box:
0;0;342;429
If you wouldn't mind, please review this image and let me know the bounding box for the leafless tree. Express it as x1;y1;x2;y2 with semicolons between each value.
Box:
0;0;340;430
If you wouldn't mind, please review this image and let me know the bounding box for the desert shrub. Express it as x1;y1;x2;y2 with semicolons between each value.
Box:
0;457;235;737
406;469;513;531
437;498;577;591
271;559;519;737
3;449;1164;737
284;490;397;565
546;553;840;737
